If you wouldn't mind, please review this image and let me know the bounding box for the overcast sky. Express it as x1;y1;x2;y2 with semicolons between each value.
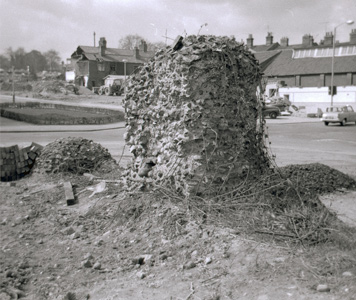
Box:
0;0;355;61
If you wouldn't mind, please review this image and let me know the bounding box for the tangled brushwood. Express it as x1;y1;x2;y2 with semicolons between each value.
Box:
123;35;272;196
35;137;115;174
120;34;356;245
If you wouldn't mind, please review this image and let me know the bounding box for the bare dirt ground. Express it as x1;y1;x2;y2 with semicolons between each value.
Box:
1;86;356;300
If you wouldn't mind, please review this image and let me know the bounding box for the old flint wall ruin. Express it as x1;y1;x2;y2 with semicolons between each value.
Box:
123;35;272;196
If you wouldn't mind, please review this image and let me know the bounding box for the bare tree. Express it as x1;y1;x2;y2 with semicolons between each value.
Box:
118;34;166;51
44;49;61;72
118;34;145;49
147;41;166;51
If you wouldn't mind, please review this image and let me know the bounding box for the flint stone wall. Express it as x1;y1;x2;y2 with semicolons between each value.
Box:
123;35;271;196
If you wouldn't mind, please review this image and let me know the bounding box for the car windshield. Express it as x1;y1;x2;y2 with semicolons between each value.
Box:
326;107;343;112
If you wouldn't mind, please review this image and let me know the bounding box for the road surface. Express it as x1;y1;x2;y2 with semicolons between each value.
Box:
266;122;356;178
1;117;355;177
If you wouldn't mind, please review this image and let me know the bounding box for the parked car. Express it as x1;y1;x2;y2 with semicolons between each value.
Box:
96;75;126;96
321;105;356;126
265;97;289;112
262;105;280;119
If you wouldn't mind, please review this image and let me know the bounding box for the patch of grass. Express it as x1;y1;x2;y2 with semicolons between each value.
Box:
1;106;124;124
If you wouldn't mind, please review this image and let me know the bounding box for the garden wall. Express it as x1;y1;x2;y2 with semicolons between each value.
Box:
0;102;125;125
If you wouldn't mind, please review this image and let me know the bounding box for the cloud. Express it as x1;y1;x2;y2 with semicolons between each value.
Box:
0;0;355;60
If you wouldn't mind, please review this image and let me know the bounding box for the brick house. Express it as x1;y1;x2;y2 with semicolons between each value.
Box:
249;30;356;104
68;37;155;89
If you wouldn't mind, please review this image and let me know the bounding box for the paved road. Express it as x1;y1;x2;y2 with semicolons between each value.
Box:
267;122;356;178
1;117;355;176
0;119;130;163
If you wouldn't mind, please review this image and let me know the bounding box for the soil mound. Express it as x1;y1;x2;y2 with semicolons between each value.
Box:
35;137;116;174
32;80;78;96
280;163;356;195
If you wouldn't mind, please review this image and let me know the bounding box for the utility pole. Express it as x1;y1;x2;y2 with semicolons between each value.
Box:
12;66;15;103
94;32;96;47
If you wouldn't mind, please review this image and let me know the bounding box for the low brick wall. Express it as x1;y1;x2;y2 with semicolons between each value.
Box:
0;142;43;181
0;102;125;125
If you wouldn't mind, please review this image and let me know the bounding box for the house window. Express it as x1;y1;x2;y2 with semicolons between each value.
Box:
296;46;355;59
98;63;104;71
305;49;313;57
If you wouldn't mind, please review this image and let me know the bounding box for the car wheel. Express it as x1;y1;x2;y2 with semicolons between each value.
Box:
105;87;111;96
269;112;277;119
98;88;103;95
340;119;346;126
324;122;329;126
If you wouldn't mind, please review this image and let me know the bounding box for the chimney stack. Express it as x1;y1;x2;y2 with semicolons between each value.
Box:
302;34;314;46
280;37;289;47
139;40;148;52
350;28;356;44
266;32;273;46
133;47;139;58
323;32;334;46
246;34;254;47
99;37;107;56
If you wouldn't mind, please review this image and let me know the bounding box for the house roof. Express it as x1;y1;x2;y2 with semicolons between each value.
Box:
250;43;280;52
253;51;282;71
71;46;155;64
262;49;356;76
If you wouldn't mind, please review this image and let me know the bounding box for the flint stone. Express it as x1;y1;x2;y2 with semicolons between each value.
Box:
316;284;330;292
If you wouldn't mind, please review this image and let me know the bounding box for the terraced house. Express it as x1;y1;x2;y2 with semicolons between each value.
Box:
67;37;155;89
249;29;356;105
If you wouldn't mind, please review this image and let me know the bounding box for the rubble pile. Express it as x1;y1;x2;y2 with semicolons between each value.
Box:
281;163;356;194
123;35;271;196
35;137;115;174
0;143;43;181
32;80;78;96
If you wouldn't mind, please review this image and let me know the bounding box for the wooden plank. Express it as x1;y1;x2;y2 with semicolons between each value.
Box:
63;182;75;205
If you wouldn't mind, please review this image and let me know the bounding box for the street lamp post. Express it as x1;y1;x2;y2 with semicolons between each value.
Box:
12;66;15;103
122;59;127;94
330;20;354;106
122;59;127;81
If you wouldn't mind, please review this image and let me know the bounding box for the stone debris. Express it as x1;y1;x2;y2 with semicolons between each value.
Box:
183;261;196;269
0;142;43;182
92;262;102;270
136;270;146;279
61;227;75;235
205;257;212;265
316;284;330;292
123;35;271;196
35;137;115;174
